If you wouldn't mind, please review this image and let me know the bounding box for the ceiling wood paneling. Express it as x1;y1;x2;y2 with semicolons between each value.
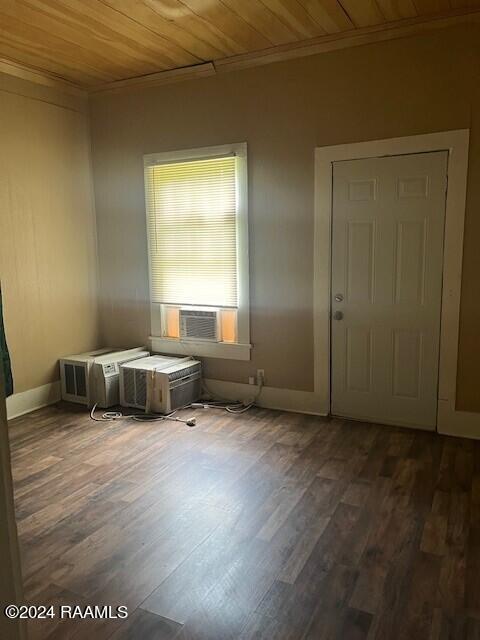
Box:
375;0;417;21
297;0;354;32
0;0;478;89
257;0;326;37
413;0;451;13
338;0;385;26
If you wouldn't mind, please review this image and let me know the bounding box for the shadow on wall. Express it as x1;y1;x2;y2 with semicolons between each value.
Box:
0;286;13;398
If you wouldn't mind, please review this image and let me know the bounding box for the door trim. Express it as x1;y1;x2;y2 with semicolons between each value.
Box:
314;130;470;435
0;370;26;640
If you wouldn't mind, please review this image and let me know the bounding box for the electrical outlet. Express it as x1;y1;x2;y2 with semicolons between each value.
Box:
257;369;265;386
248;376;256;385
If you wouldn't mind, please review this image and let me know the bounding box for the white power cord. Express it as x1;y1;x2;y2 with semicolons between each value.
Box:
89;406;123;422
89;374;264;425
89;404;197;427
194;377;264;413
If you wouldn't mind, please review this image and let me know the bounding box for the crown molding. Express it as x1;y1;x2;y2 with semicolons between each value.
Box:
90;62;215;95
0;58;85;97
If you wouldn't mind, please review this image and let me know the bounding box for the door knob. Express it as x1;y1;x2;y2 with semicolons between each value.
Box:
333;310;344;321
334;294;344;302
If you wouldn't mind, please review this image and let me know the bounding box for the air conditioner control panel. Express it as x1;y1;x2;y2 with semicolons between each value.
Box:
102;363;118;376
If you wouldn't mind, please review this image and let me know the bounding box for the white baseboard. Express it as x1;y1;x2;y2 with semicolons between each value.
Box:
437;399;480;440
204;378;327;416
6;381;61;420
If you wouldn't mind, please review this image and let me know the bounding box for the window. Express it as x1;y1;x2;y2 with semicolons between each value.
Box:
144;143;250;360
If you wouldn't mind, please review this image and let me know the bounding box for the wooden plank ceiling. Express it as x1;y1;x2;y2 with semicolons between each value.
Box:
0;0;479;89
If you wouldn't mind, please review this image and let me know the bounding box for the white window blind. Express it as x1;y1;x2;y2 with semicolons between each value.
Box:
145;155;238;308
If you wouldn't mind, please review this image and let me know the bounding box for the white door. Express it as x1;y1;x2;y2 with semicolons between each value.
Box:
331;151;448;429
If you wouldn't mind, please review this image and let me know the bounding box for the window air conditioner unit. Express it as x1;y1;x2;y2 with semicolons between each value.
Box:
60;347;150;408
119;355;202;414
179;308;219;341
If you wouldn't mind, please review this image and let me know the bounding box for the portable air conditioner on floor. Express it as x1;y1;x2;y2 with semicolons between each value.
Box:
60;347;150;407
119;355;202;414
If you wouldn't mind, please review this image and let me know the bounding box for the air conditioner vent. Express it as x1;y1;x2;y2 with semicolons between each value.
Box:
167;363;201;382
123;368;135;405
75;365;87;397
64;364;75;395
135;370;147;407
179;309;218;341
170;376;202;410
180;310;214;318
63;363;87;398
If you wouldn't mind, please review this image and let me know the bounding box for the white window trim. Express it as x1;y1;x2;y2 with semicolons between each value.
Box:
144;142;251;361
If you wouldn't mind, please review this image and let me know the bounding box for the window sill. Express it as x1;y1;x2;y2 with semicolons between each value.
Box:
149;336;252;361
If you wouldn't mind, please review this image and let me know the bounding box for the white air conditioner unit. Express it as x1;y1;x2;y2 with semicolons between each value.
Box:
120;355;202;414
179;308;219;341
60;347;150;408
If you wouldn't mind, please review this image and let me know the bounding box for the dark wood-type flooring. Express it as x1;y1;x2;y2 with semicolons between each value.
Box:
8;403;480;639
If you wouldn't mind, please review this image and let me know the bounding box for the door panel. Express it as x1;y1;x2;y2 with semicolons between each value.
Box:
392;329;422;399
331;151;448;429
394;219;426;304
346;221;375;303
345;327;372;393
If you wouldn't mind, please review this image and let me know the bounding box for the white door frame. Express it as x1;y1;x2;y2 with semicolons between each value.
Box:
314;129;471;436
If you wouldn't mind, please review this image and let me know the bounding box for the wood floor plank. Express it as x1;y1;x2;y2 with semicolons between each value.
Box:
109;608;182;640
26;583;86;640
302;563;360;639
173;538;281;640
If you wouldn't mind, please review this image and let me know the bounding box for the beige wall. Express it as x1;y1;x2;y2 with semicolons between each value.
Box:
0;74;99;394
90;24;480;411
